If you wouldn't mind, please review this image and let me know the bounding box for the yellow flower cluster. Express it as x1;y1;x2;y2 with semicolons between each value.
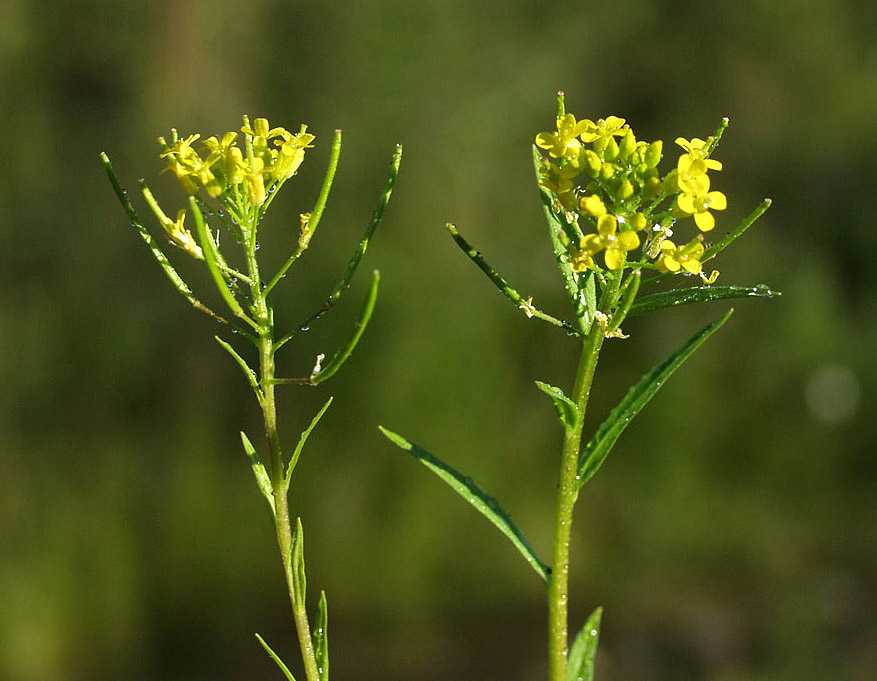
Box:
668;137;727;232
535;112;727;282
159;117;315;208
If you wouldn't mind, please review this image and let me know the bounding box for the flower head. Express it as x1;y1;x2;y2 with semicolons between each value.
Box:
158;117;315;209
675;137;722;171
536;113;593;162
673;155;727;231
579;213;641;270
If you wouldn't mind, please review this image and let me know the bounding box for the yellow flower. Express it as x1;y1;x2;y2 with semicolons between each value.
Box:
675;137;722;171
676;155;711;195
674;155;727;231
160;133;204;194
246;156;267;206
580;213;640;270
271;125;315;181
142;182;203;260
538;161;578;211
579;194;607;217
582;116;627;144
655;237;704;275
536;113;591;161
167;209;203;259
568;250;595;272
202;131;246;189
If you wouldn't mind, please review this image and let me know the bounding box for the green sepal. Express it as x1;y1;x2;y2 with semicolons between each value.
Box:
286;397;334;485
291;518;306;607
313;590;329;681
310;270;380;385
577;309;733;490
447;224;579;336
255;633;298;681
240;431;274;514
535;380;579;431
567;606;602;681
628;284;780;318
379;427;550;584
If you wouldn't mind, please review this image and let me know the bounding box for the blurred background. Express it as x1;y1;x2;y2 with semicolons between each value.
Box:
1;0;875;679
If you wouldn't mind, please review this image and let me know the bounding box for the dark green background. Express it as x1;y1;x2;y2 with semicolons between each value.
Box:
1;1;874;679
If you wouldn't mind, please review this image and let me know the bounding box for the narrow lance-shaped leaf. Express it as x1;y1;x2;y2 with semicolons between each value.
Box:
535;380;579;431
310;270;380;384
296;144;402;333
189;197;258;330
291;518;306;608
567;607;603;681
313;590;329;681
216;336;262;401
577;309;733;490
285;397;334;485
702;198;771;263
447;224;579;335
100;153;226;323
628;284;780;318
241;431;274;513
266;130;344;295
379;427;550;584
255;633;298;681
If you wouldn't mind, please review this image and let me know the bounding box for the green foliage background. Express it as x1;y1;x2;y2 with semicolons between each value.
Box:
1;1;874;679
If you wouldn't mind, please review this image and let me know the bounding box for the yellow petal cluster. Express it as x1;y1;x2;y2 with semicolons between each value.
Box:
159;116;314;208
535;105;730;279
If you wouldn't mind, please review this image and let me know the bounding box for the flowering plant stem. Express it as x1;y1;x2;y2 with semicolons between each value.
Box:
381;93;777;681
549;317;606;681
104;117;402;681
259;314;321;681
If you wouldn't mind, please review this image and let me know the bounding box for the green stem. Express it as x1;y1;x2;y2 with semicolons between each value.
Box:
548;324;604;681
548;273;621;681
259;329;320;681
247;217;320;681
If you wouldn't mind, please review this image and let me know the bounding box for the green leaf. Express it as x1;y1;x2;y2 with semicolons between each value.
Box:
628;284;780;318
314;590;329;681
216;336;261;400
255;633;298;681
577;309;733;490
285;397;334;485
241;431;274;513
189;197;257;329
100;153;226;324
291;518;306;607
296;144;402;333
702;198;772;263
567;607;602;681
447;224;579;336
311;270;380;385
535;380;579;431
379;427;550;584
265;130;343;295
